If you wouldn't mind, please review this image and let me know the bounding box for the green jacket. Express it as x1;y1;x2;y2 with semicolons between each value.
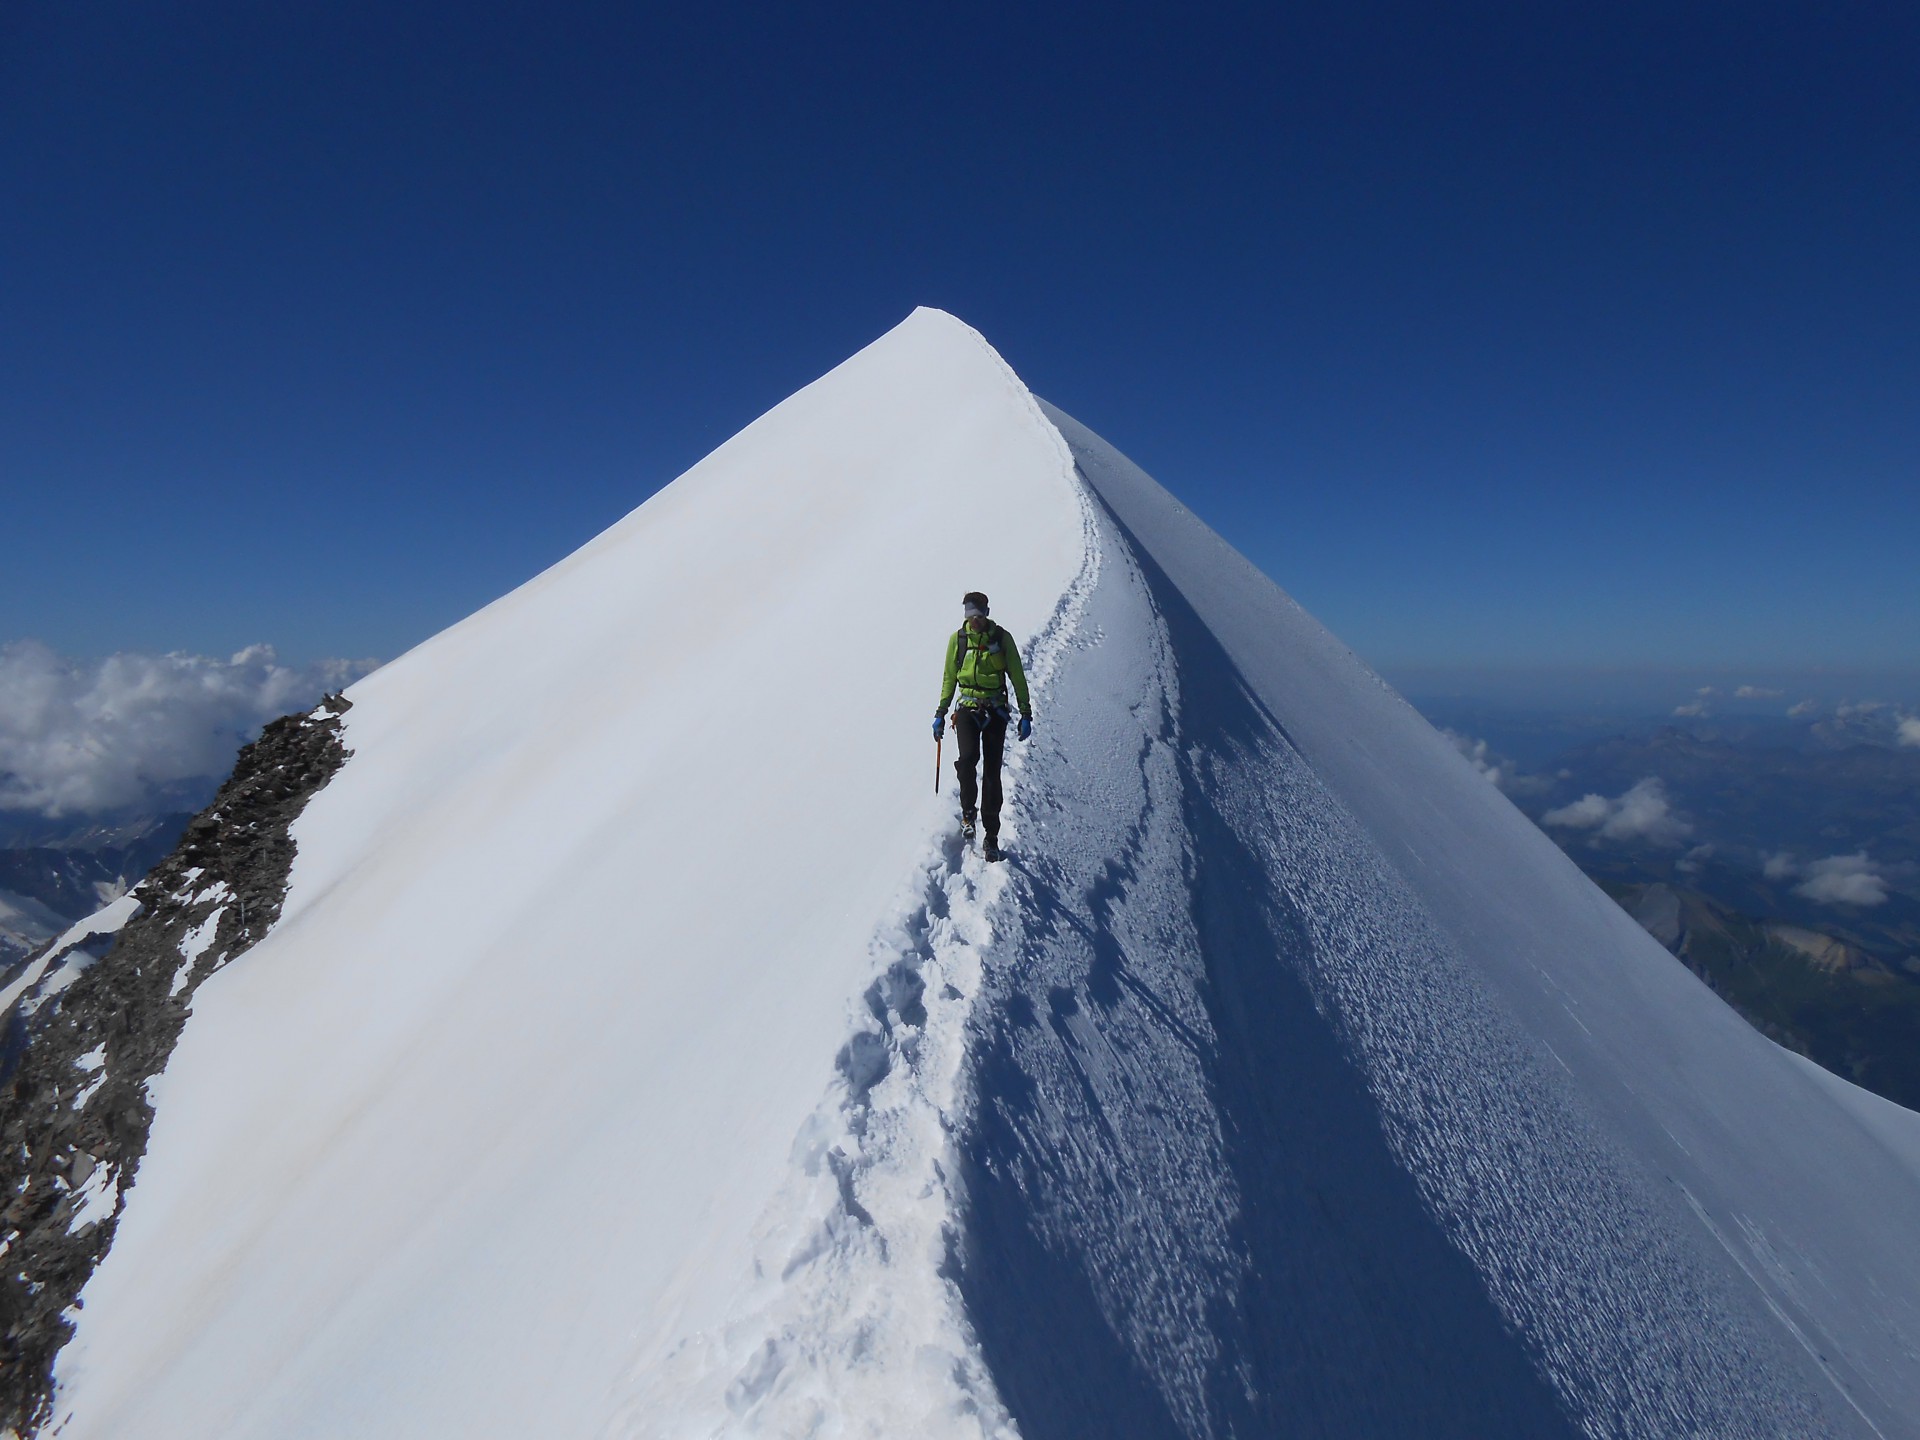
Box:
938;623;1031;715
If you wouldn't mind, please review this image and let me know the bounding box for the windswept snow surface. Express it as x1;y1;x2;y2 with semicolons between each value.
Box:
50;311;1920;1440
947;404;1918;1439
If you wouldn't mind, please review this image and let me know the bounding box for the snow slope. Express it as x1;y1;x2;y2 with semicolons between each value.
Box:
51;310;1085;1438
49;309;1920;1439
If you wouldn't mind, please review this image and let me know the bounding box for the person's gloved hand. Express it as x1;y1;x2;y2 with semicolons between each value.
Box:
932;711;946;740
1018;713;1033;742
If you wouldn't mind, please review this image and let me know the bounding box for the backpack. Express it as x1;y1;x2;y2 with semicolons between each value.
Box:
954;624;1008;700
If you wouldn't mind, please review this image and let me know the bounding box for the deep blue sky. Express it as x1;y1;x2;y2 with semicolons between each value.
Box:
5;1;1916;684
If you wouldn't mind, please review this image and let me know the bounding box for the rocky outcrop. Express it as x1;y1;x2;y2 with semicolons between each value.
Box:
0;696;352;1438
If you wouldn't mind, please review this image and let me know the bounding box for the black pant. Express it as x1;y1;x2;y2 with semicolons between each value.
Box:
952;704;1008;836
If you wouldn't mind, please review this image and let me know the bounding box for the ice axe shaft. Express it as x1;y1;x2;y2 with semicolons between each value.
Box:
934;731;942;793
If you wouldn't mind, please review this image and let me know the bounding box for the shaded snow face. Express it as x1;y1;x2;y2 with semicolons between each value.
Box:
954;486;1738;1438
973;405;1917;1440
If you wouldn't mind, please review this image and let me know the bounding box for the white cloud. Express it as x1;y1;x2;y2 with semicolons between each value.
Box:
1438;730;1551;797
1793;852;1889;908
1443;725;1520;794
1443;729;1505;787
1762;851;1799;881
1787;699;1819;718
1678;844;1714;875
1671;685;1718;718
1899;716;1920;748
0;641;378;817
1601;778;1692;844
1542;777;1691;846
1543;793;1611;829
1734;685;1782;700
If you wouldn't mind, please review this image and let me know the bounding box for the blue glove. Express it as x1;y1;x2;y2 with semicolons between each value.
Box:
932;712;946;740
1018;714;1033;742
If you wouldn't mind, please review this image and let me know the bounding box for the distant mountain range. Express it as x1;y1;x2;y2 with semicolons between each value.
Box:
0;808;202;967
1614;879;1920;1110
1535;723;1917;962
1419;700;1920;1108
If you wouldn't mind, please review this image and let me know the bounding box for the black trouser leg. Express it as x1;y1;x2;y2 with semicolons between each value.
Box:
953;706;1009;836
978;708;1008;837
953;707;983;817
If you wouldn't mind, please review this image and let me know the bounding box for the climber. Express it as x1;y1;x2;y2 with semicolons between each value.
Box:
932;591;1033;862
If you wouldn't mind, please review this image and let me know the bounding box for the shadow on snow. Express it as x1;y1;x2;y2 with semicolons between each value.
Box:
952;492;1580;1440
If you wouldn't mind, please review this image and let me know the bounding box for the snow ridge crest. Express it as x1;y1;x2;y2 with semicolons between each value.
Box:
603;403;1099;1440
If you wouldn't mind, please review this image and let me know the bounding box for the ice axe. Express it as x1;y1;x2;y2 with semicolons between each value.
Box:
934;729;942;794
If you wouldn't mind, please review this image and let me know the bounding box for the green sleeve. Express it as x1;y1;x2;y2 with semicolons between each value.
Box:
937;631;960;713
1004;631;1031;715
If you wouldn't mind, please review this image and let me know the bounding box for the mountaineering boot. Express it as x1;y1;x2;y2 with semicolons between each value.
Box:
982;834;1003;863
961;810;977;841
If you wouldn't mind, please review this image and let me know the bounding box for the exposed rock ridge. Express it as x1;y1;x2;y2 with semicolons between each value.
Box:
0;696;353;1438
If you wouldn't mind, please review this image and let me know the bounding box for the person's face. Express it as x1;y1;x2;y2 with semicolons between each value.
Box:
967;613;989;632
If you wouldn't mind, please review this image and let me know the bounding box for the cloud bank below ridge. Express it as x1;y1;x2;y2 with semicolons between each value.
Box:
0;641;378;817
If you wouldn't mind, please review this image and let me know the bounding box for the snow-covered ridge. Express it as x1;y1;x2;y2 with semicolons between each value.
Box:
608;503;1099;1438
38;309;1920;1440
51;310;1089;1439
